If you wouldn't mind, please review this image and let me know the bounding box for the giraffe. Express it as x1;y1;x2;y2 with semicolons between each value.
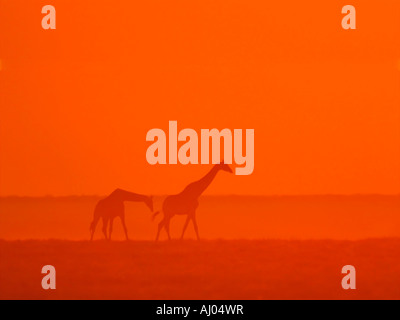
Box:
90;188;153;241
153;162;233;241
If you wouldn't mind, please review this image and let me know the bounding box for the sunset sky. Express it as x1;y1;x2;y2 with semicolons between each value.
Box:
0;0;399;196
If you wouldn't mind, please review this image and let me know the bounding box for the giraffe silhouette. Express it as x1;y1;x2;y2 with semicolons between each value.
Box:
90;188;153;241
153;162;233;241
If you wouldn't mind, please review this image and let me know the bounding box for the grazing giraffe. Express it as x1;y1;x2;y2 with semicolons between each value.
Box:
90;188;153;241
153;162;233;241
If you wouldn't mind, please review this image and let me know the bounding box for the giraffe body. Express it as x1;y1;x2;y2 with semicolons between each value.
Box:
163;195;199;217
90;188;153;241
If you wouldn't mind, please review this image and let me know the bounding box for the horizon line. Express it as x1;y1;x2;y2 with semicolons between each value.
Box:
0;193;400;198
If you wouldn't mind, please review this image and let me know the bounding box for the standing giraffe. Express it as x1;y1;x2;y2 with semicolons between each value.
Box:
90;188;153;241
153;162;233;241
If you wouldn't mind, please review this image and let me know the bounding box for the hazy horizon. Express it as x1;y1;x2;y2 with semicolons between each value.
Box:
1;193;400;198
2;194;399;241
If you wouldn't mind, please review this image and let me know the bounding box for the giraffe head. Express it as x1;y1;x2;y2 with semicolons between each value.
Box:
145;195;154;212
218;161;233;173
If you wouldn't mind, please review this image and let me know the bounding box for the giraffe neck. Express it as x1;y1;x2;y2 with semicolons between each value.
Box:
185;165;220;198
110;189;149;203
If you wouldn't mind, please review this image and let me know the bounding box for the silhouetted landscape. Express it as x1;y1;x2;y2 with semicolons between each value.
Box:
1;195;399;299
1;0;399;302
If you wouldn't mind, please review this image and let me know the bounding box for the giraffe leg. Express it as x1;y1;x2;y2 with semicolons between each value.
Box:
165;218;171;241
180;215;191;240
108;217;114;241
192;214;200;240
156;219;165;241
120;215;129;241
102;217;109;240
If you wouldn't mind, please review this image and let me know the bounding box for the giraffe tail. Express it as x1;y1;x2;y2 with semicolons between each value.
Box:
152;211;161;221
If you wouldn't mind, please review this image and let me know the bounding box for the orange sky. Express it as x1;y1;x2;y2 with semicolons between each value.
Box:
0;0;399;196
